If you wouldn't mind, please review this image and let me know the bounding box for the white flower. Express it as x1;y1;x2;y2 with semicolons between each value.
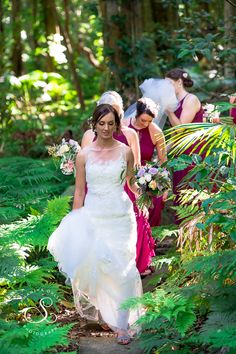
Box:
204;103;215;113
182;72;188;78
59;144;70;154
144;173;152;182
160;170;169;178
138;177;146;185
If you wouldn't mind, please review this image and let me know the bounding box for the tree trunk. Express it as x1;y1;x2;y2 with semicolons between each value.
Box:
56;0;85;110
224;0;236;79
0;0;4;75
99;0;148;101
32;0;39;53
40;0;58;71
12;0;23;76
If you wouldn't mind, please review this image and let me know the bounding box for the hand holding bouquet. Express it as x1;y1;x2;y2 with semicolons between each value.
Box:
48;138;81;175
134;163;171;209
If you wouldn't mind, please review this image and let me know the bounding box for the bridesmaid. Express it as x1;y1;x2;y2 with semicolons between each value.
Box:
229;94;236;124
82;91;155;277
123;97;168;227
165;68;204;223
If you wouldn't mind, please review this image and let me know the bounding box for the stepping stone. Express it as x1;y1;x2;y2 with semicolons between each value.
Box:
79;337;144;354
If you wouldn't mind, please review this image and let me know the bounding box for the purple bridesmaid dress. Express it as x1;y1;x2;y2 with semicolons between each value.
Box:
173;94;204;223
127;121;165;228
113;131;155;273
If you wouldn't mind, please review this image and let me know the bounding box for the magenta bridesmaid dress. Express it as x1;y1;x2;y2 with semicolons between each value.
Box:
230;106;236;124
113;131;155;273
127;121;165;228
173;94;204;223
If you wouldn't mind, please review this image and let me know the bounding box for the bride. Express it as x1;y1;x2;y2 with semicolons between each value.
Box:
47;103;142;345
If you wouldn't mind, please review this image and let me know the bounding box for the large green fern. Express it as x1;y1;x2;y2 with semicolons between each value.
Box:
0;157;72;224
0;197;75;353
0;319;74;354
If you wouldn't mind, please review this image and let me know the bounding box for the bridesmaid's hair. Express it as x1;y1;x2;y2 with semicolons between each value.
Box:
136;97;159;119
97;91;124;119
165;68;194;88
91;104;121;134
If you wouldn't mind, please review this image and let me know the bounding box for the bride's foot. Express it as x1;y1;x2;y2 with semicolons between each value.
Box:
117;330;131;345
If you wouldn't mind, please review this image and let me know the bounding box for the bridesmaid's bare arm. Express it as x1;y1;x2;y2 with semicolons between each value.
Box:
81;129;95;148
149;123;167;165
72;151;86;210
150;123;168;202
122;127;141;166
166;94;201;126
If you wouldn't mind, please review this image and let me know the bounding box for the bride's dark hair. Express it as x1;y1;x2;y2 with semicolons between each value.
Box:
91;104;121;134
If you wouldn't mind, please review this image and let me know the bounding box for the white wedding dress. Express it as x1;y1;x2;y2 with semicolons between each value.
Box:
48;143;142;331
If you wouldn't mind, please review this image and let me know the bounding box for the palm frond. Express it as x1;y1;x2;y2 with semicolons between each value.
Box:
165;123;236;164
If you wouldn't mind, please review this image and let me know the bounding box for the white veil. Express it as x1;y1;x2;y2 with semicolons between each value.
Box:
124;78;178;129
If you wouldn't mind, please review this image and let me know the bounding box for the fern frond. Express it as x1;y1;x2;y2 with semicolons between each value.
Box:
0;157;72;224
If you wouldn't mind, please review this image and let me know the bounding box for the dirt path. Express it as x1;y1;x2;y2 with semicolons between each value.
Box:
79;336;144;353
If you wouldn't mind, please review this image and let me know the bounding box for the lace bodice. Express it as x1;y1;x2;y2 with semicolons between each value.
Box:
84;143;127;197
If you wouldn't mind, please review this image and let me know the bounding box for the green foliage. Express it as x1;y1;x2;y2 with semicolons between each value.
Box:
0;319;74;354
127;249;236;353
0;157;72;224
152;224;179;241
130;112;236;353
124;289;196;353
166;119;236;245
0;196;73;353
166;122;236;163
0;71;93;157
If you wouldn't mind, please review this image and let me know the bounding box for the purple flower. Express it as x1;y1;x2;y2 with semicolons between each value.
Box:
137;168;146;177
149;167;158;175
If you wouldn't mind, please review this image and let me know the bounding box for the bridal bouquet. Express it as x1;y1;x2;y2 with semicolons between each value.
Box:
134;163;171;209
48;138;81;175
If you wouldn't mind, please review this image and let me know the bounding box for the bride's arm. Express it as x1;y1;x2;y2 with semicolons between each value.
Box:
126;147;149;216
125;147;139;196
72;151;86;210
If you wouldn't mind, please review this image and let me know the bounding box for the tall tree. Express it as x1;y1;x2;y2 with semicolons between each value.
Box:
40;0;58;71
57;0;85;109
224;0;236;79
12;0;23;76
99;0;157;101
0;0;4;75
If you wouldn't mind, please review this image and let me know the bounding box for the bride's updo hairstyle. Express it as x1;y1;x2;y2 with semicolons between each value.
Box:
97;91;124;118
91;104;121;135
136;97;159;119
165;68;194;88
